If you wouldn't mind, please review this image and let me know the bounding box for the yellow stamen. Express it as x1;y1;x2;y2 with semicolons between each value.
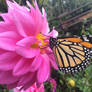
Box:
36;33;47;48
36;33;46;40
31;33;47;48
30;41;39;48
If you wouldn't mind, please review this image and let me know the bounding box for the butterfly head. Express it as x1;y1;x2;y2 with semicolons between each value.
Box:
49;37;57;49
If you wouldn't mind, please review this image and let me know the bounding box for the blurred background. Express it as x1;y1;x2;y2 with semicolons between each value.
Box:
0;0;92;92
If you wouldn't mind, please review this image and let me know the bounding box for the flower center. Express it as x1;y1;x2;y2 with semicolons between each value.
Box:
31;33;47;49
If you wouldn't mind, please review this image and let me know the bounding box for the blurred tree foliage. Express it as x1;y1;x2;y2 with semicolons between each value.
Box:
0;0;92;92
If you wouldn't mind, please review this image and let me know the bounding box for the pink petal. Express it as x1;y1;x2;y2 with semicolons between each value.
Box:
30;54;42;72
16;37;36;47
46;48;58;70
0;52;20;71
27;0;49;35
16;37;40;58
0;49;6;54
0;31;21;40
41;7;50;35
23;79;36;90
0;71;19;84
7;0;29;13
13;87;21;92
0;10;17;33
32;1;43;34
0;37;17;51
12;10;28;37
13;58;33;76
6;0;31;37
38;84;45;92
7;82;18;89
49;53;58;70
37;54;50;83
48;28;58;38
8;2;36;36
18;72;36;86
0;22;16;33
16;46;40;58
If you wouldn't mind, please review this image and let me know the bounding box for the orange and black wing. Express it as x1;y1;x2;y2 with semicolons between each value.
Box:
50;36;92;74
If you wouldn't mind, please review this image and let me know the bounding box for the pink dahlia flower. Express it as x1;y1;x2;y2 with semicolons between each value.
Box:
0;0;58;89
14;83;44;92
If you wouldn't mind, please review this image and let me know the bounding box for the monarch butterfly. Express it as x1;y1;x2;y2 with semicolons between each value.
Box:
49;35;92;73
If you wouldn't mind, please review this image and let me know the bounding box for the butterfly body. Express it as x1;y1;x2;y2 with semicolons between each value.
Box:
49;35;92;73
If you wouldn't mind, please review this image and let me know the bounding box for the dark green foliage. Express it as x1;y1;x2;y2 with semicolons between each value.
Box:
0;0;7;12
45;64;92;92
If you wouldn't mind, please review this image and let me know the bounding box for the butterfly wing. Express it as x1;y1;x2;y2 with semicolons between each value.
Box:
51;37;92;73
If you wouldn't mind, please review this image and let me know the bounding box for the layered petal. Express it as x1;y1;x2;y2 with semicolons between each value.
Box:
13;58;33;76
0;21;17;33
18;72;36;86
48;52;58;70
30;54;42;72
7;82;18;89
27;1;50;35
16;37;40;58
0;31;20;39
0;71;19;84
0;52;20;71
0;31;21;51
37;54;50;83
0;37;17;51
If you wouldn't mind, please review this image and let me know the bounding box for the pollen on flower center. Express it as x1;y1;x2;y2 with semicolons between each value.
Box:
31;33;47;49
